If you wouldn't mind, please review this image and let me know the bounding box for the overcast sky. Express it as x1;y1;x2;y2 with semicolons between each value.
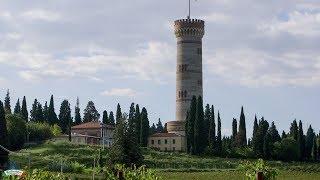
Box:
0;0;319;136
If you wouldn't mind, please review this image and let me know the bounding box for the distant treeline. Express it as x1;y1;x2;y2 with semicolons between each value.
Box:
186;95;319;162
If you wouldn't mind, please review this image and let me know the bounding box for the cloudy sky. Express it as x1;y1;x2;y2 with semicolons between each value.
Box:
0;0;319;136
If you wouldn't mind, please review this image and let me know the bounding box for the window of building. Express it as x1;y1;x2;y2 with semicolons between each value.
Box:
165;139;167;144
165;147;167;151
151;140;154;145
158;140;161;145
173;147;175;151
173;139;176;144
197;48;202;55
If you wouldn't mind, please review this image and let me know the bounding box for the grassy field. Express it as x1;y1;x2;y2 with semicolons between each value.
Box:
8;141;320;179
160;171;320;180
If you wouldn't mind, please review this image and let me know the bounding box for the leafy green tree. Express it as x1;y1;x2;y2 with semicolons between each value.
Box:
312;135;318;161
140;107;149;147
232;118;237;146
48;95;58;125
204;104;210;147
290;120;298;140
194;96;205;155
134;104;141;143
0;101;8;166
6;114;26;150
83;101;100;122
216;111;222;154
21;96;28;122
237;106;247;147
74;97;82;125
116;103;122;124
58;100;72;134
109;111;115;125
297;120;305;160
273;137;299;161
186;96;196;154
156;118;164;133
305;125;315;160
43;101;49;123
4;89;11;114
263;131;272;159
253;117;269;157
269;122;281;143
208;105;215;150
14;99;21;114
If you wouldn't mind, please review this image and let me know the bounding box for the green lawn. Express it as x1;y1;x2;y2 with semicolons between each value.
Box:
8;141;320;179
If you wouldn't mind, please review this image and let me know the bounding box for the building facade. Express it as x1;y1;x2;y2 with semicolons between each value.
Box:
148;133;186;152
71;121;114;147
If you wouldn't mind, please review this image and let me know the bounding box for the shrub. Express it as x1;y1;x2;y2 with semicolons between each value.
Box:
6;114;26;150
27;122;53;142
47;161;85;173
51;124;62;137
238;159;278;180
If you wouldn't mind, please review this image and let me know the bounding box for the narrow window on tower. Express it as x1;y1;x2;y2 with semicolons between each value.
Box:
197;48;202;55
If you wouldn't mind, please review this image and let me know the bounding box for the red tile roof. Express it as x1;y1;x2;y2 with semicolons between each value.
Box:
72;121;101;129
149;133;183;137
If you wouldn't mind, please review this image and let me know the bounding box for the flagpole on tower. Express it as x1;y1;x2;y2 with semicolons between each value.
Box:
188;0;191;19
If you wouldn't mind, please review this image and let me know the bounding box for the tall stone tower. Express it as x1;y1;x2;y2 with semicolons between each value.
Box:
167;18;205;136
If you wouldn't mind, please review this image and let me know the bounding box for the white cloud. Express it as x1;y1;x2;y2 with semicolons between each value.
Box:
202;13;231;23
21;9;61;22
259;11;320;37
6;32;21;40
100;88;138;97
205;48;320;87
0;42;175;83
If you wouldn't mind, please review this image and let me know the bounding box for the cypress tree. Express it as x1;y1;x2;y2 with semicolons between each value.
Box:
134;104;141;143
208;105;215;150
269;122;281;143
83;101;100;122
194;96;205;154
116;103;122;124
186;96;197;154
290;120;298;140
312;135;318;161
0;101;8;166
48;95;58;125
140;107;149;147
74;98;82;125
128;103;135;124
318;132;320;161
43;101;49;123
109;111;115;125
30;99;39;122
4;89;11;114
14;99;21;114
204;104;211;147
297;120;305;160
150;123;156;135
253;115;258;137
21;96;28;122
237;106;247;147
216;111;222;154
102;110;109;124
263;131;272;159
281;131;287;139
306;125;315;160
36;102;44;122
58;100;72;134
163;123;168;133
156;118;164;133
232;118;237;146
